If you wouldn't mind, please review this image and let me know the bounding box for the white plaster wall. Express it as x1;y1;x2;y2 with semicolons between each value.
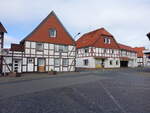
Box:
104;58;120;68
23;66;26;72
2;57;12;73
25;41;30;48
23;58;27;65
49;44;54;49
25;49;30;54
76;57;95;68
31;42;36;48
44;43;48;49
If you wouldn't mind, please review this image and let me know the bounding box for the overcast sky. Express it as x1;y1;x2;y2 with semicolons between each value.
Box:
0;0;150;48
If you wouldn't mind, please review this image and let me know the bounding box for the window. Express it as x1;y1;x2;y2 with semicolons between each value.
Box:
83;59;89;66
36;43;43;51
84;48;89;53
59;45;64;52
63;45;68;52
55;45;68;52
104;49;106;53
54;58;60;66
110;60;113;65
55;45;59;52
104;37;111;44
112;50;114;54
28;58;33;64
63;59;69;66
49;28;56;37
116;61;118;65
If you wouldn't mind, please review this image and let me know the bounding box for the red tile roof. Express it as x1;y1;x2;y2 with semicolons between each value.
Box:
0;22;7;33
21;11;75;45
133;47;145;57
10;43;24;52
76;28;120;49
118;43;136;52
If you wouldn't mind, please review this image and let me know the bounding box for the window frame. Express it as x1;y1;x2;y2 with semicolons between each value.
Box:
83;59;89;66
28;58;33;64
36;43;43;51
104;37;111;44
110;60;113;65
54;58;60;67
49;28;57;37
84;48;89;53
62;58;69;66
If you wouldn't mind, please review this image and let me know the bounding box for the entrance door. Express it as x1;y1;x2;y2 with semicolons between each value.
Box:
38;58;45;72
13;59;21;73
120;61;128;67
101;59;105;68
95;59;102;68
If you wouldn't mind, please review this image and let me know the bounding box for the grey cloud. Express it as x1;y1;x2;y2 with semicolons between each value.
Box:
0;0;150;48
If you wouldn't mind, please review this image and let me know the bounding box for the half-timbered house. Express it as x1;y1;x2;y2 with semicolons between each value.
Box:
0;22;7;75
2;11;76;74
76;28;121;69
133;47;149;66
118;44;138;67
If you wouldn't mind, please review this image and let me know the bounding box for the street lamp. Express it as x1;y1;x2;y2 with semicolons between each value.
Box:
74;32;81;40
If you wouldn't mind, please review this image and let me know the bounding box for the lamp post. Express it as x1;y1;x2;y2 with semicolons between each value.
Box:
74;32;81;40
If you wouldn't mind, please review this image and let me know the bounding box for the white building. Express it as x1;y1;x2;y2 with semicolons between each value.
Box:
76;28;121;69
118;44;138;67
2;11;76;74
143;49;150;66
76;28;138;69
133;47;150;67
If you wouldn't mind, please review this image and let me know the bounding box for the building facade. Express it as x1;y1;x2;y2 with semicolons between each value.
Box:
118;44;137;67
76;28;121;69
0;22;7;75
133;47;150;66
76;28;138;69
2;11;76;74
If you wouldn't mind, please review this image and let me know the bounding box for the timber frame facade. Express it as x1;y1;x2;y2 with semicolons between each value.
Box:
76;28;138;69
2;11;76;74
0;11;141;74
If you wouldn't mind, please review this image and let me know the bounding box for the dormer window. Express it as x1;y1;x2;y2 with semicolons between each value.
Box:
104;37;111;44
49;28;56;37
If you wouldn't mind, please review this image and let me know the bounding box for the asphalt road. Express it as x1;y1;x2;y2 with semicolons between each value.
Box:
0;68;150;113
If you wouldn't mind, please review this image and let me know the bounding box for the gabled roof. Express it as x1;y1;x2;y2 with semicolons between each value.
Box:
118;43;136;52
0;22;7;33
76;28;120;49
133;47;145;57
20;11;75;45
10;43;24;52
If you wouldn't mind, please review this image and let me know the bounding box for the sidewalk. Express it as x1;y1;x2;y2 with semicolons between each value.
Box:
0;72;80;85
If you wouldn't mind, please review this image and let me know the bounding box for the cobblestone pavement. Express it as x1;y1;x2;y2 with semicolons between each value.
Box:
0;68;150;113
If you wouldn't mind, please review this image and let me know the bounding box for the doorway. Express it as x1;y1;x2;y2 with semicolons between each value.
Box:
120;61;128;67
38;58;45;72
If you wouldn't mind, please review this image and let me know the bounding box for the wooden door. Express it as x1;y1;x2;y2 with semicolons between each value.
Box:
38;58;45;72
